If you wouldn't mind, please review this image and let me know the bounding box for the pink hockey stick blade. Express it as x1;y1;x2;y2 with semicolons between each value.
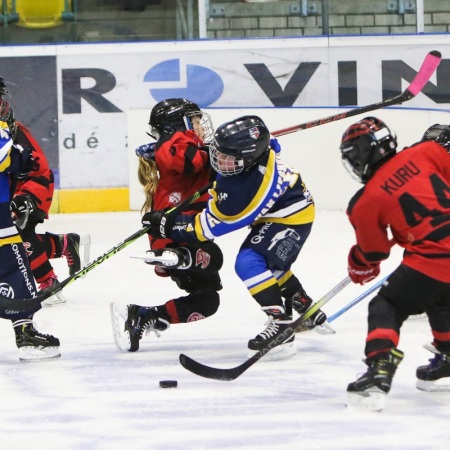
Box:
406;50;441;97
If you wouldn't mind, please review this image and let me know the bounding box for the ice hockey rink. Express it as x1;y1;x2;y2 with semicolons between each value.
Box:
0;210;448;450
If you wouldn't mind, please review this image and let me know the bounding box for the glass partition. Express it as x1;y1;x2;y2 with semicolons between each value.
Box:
0;1;449;45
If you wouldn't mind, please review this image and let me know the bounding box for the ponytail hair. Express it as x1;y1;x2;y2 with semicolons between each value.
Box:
137;157;159;213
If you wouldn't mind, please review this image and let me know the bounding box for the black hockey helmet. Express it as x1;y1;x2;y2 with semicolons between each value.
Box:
210;115;270;176
0;76;17;139
421;124;450;152
148;98;213;143
340;116;397;183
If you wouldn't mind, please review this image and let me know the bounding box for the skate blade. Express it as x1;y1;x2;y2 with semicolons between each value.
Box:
416;379;450;392
346;389;386;412
423;342;440;354
18;346;61;362
110;302;131;352
409;313;427;320
131;251;179;267
79;234;91;279
314;321;336;335
42;293;67;308
247;342;297;362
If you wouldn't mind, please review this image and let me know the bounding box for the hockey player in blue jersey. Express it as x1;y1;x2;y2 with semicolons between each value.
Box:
0;122;60;362
142;115;327;359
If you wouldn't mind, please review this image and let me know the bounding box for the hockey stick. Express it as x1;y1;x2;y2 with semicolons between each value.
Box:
271;50;441;137
0;182;213;310
179;276;351;381
325;274;390;324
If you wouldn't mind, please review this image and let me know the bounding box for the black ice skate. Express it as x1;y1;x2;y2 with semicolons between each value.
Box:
57;232;91;277
131;248;192;269
13;319;61;362
416;344;450;392
110;303;170;352
247;305;296;361
40;274;67;307
288;288;332;334
346;348;404;411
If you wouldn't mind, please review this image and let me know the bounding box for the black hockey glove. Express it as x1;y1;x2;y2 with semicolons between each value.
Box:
142;210;174;239
10;194;36;230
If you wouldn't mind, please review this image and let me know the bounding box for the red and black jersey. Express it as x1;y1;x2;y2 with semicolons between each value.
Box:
13;122;54;217
151;130;213;249
347;141;450;283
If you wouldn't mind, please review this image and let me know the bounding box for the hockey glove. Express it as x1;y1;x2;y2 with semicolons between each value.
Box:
10;194;36;230
142;210;174;239
348;246;380;285
270;137;281;154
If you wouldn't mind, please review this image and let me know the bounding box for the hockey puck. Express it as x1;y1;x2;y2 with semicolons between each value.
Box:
159;380;178;388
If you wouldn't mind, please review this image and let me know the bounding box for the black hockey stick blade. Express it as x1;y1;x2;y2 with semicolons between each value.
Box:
179;351;261;381
0;182;213;311
272;50;441;137
179;276;351;381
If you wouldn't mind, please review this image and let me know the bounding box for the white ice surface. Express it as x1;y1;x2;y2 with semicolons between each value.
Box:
0;211;448;450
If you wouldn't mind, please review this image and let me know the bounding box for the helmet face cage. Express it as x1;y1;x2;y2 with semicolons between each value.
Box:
184;109;214;144
340;134;373;182
148;98;212;142
0;92;17;139
210;142;245;176
340;117;397;183
211;115;270;176
421;124;450;152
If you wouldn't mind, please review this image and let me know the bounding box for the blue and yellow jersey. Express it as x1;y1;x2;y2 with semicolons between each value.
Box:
0;128;21;248
0;127;12;173
171;148;315;243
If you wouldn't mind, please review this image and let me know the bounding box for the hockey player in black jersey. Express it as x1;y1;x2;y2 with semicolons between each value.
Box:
142;115;327;360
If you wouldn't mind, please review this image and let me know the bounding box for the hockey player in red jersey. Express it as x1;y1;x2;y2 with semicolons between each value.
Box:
110;98;223;352
340;117;450;411
0;77;90;307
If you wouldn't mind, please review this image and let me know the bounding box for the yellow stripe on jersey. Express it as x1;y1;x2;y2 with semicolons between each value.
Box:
276;270;294;287
0;153;11;172
0;235;23;247
255;203;315;226
0;128;13;172
248;277;278;296
210;150;277;222
193;213;210;242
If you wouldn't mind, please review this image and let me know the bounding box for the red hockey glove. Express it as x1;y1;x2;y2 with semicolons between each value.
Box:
348;248;380;285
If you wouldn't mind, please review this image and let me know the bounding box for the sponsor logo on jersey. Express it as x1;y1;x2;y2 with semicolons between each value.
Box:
217;192;228;203
0;282;14;298
169;192;182;205
250;222;272;244
12;244;35;296
268;228;301;251
23;241;32;256
195;249;211;269
187;312;206;322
